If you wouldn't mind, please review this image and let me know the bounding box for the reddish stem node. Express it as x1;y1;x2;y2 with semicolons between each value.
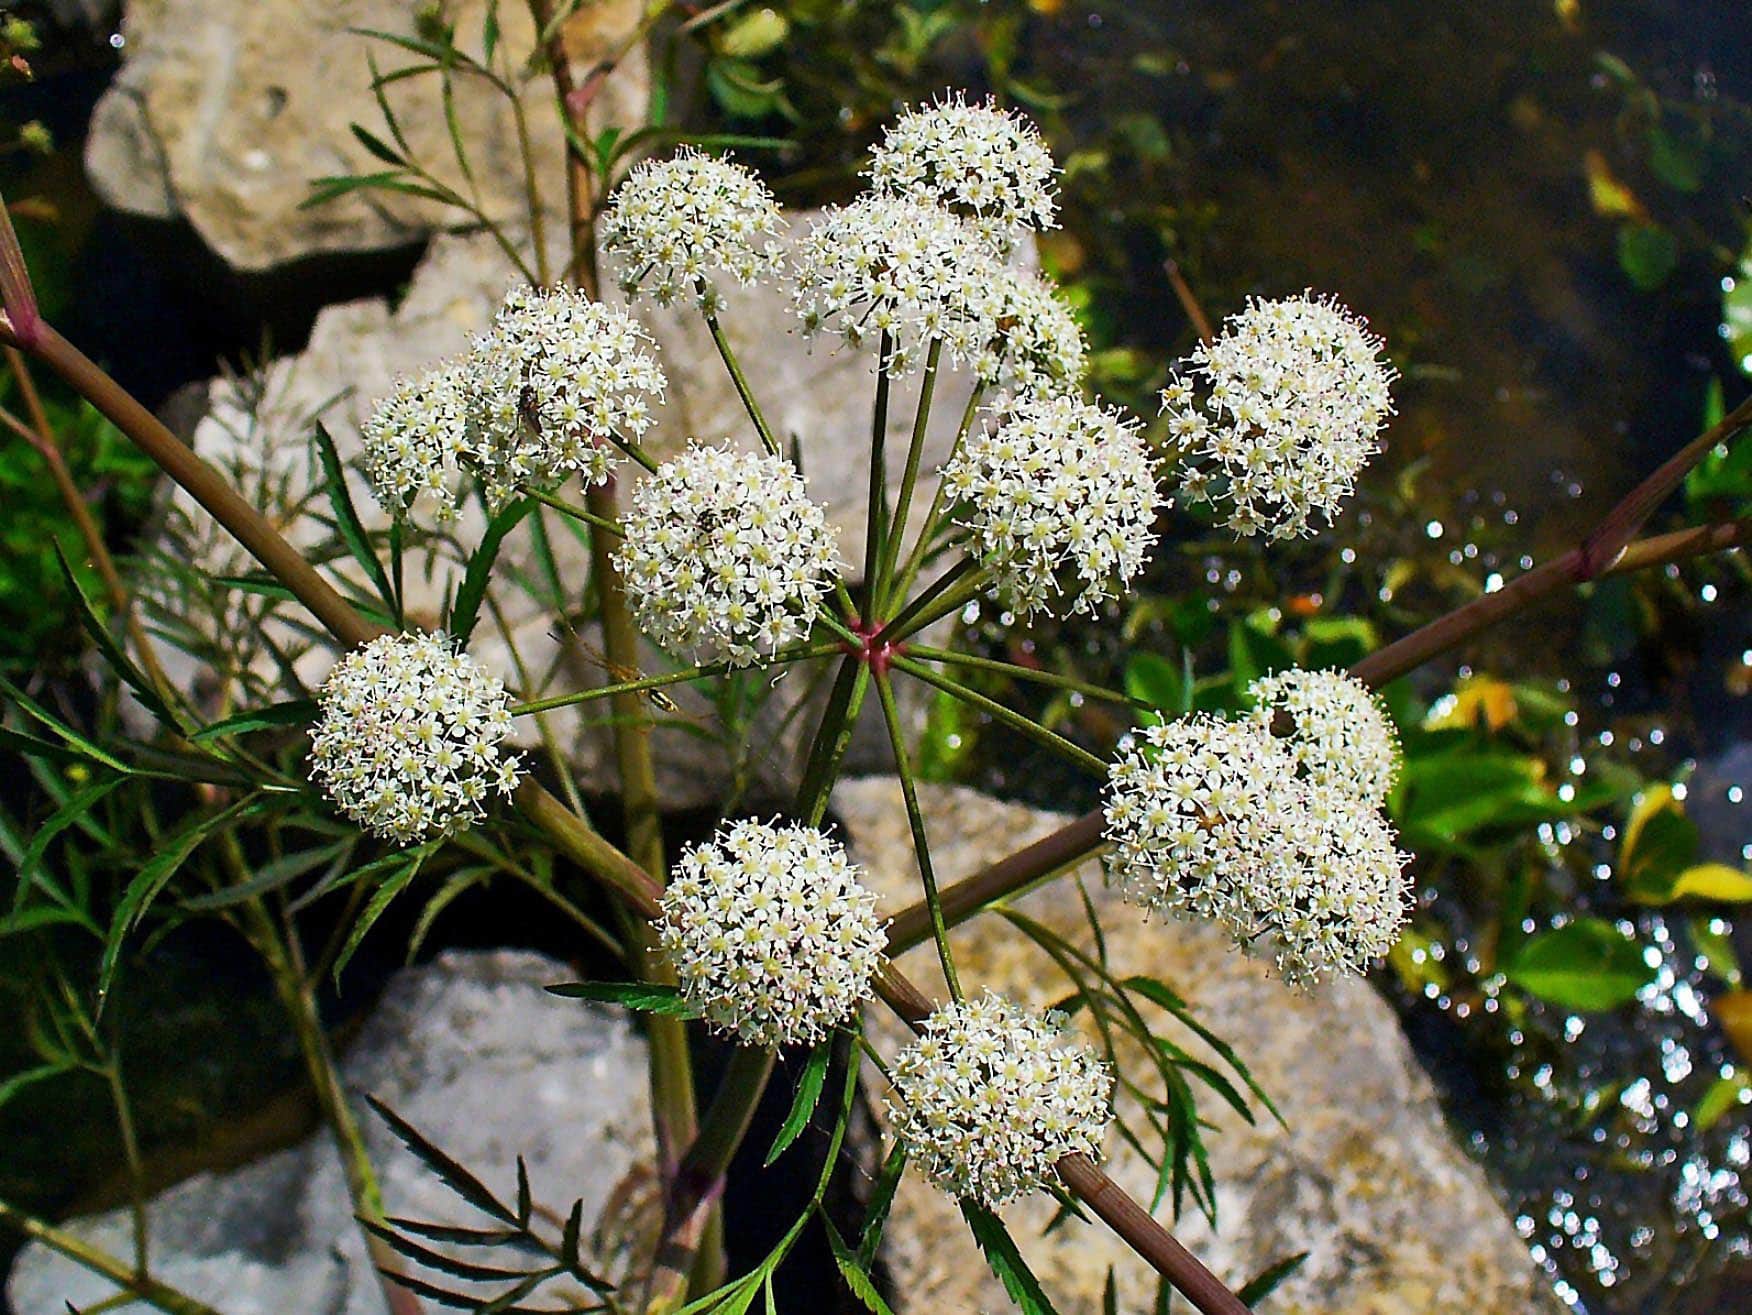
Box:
847;618;904;677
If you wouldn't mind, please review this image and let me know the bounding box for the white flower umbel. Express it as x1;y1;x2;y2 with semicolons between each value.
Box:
614;443;839;667
1161;292;1395;539
1250;667;1400;806
791;194;1003;374
869;95;1058;250
975;266;1087;397
887;992;1111;1208
1103;715;1410;985
603;148;785;312
943;394;1161;617
359;360;473;522
463;285;665;510
658;820;885;1049
309;632;522;846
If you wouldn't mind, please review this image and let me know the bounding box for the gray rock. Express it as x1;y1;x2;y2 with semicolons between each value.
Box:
7;950;658;1315
84;0;644;272
831;777;1557;1315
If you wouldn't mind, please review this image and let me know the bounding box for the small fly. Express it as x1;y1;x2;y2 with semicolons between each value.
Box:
568;634;682;714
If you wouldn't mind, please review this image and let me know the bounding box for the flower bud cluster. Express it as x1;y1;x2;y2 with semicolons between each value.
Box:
1160;293;1395;539
658;821;885;1049
1103;674;1409;985
1249;668;1400;806
614;443;839;667
309;632;522;845
888;991;1111;1207
791;194;1005;374
869;95;1058;250
360;286;665;519
358;360;472;522
943;394;1161;617
603;148;785;313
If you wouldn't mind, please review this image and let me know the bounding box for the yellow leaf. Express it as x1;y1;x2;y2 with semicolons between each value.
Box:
1427;675;1518;732
1585;149;1648;221
1555;0;1582;32
1621;783;1676;863
1668;864;1752;903
1714;992;1752;1066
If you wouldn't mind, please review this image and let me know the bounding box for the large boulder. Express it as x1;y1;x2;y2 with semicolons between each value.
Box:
6;951;658;1315
84;0;643;272
142;226;972;805
831;777;1558;1315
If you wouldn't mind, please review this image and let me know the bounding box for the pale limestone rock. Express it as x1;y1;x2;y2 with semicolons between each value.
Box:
84;0;643;272
831;777;1556;1315
6;951;658;1315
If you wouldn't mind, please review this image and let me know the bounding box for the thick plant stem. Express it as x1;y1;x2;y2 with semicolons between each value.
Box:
0;1199;226;1315
583;484;702;1222
5;320;381;650
646;1045;776;1307
1056;1156;1251;1315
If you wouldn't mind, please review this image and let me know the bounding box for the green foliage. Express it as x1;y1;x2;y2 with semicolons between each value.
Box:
0;385;156;675
1505;918;1656;1013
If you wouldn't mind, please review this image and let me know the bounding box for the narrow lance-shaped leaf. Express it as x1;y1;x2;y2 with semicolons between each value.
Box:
960;1201;1061;1315
765;1041;832;1165
52;543;185;732
449;499;533;645
367;1095;517;1224
314;422;397;616
543;981;701;1018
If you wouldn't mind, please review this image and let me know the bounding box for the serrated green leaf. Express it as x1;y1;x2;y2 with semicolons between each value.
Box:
449;499;532;645
181;838;354;911
822;1215;896;1315
369;1095;516;1224
190;699;318;742
52;543;185;732
314;423;396;615
1237;1250;1309;1303
765;1042;831;1165
961;1201;1059;1314
331;845;432;981
100;795;256;999
857;1143;907;1269
543;981;701;1018
13;776;124;913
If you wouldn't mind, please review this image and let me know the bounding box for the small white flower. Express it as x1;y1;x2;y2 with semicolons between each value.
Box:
888;991;1111;1207
309;632;522;845
870;95;1058;250
614;443;839;667
977;266;1087;396
1103;715;1410;985
943;394;1161;617
790;194;1004;375
658;820;885;1049
603;148;786;312
1161;293;1395;539
1250;668;1400;806
464;285;666;510
359;360;472;522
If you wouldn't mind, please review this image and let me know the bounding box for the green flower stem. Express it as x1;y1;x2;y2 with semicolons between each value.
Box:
875;338;943;615
862;332;895;619
645;1044;777;1305
890;654;1109;777
873;558;983;647
530;488;625;536
704;309;780;459
887;377;984;609
902;643;1150;710
0;1199;225;1315
793;654;870;827
510;643;835;716
874;668;961;1002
